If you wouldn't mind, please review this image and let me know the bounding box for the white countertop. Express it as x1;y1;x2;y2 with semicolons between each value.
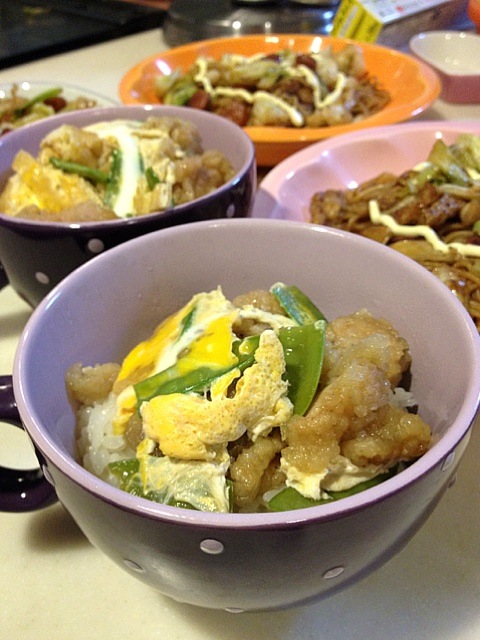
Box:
1;28;480;640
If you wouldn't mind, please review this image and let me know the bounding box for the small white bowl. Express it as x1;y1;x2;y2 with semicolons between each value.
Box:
409;31;480;104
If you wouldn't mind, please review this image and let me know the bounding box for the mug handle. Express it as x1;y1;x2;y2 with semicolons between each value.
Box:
0;262;8;291
0;375;57;512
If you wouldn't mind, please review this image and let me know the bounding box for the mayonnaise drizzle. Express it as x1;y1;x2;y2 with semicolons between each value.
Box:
369;200;480;258
193;54;345;128
294;65;347;109
85;120;142;218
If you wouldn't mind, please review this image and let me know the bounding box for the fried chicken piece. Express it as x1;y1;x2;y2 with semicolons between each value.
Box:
39;124;115;171
66;362;120;410
323;309;411;386
230;430;285;509
341;404;431;466
282;357;391;474
281;310;430;477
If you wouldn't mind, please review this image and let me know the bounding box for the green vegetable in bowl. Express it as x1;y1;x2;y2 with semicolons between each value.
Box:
50;157;110;183
134;334;260;410
267;465;400;511
271;282;327;324
50;148;124;208
278;322;326;416
103;148;123;207
13;86;62;117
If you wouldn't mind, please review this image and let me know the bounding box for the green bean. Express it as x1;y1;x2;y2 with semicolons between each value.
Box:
14;87;62;117
49;157;109;183
104;148;122;207
145;166;160;190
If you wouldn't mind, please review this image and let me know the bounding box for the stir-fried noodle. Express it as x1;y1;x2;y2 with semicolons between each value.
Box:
310;135;480;330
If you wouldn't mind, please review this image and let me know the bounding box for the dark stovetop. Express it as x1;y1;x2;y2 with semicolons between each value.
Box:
0;0;166;70
1;0;473;70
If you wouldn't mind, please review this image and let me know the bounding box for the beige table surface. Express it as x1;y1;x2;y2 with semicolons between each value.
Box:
1;28;480;640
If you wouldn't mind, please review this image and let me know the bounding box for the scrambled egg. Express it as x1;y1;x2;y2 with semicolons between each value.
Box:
113;288;239;434
281;455;387;501
0;149;102;214
136;438;231;512
114;289;292;460
84;120;182;216
110;288;294;506
141;329;292;461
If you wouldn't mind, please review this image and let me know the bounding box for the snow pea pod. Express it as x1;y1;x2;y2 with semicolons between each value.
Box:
267;487;333;511
278;320;326;415
267;465;400;512
325;464;399;499
272;284;327;414
134;334;260;410
271;283;327;325
108;458;144;496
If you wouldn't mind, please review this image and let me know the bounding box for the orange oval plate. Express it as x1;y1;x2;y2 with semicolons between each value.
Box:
119;34;441;166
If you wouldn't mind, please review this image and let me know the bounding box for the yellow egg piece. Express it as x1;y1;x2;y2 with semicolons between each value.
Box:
0;150;102;215
115;300;195;389
141;330;293;461
116;288;238;386
114;288;240;435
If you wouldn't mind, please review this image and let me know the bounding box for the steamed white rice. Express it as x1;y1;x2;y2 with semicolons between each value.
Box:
76;393;135;483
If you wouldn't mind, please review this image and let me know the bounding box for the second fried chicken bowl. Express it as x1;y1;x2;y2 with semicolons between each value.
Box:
5;219;480;611
0;105;255;306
